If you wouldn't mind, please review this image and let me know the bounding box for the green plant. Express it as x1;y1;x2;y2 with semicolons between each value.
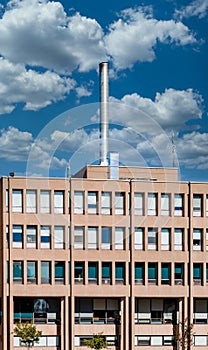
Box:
84;332;108;349
174;318;194;350
13;322;42;349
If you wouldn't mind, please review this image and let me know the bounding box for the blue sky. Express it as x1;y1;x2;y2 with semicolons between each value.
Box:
0;0;207;181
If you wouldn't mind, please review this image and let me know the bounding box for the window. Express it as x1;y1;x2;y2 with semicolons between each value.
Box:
148;193;157;216
193;263;202;286
102;262;111;284
115;262;125;285
193;194;203;216
12;190;23;213
12;225;23;248
6;225;9;248
148;263;157;285
101;192;111;214
206;229;208;251
174;228;183;250
55;262;65;284
101;227;111;249
6;189;9;212
174;263;184;285
87;227;98;249
40;226;51;249
206;264;208;285
174;194;183;216
161;228;170;250
13;261;23;284
54;226;65;249
134;193;144;215
161;194;170;216
26;226;37;248
161;263;171;285
134;228;144;250
40;190;51;213
115;227;124;250
135;263;144;285
115;192;125;215
148;228;157;250
54;191;64;214
26;190;37;213
206;195;208;216
74;226;84;249
194;336;207;346
27;261;37;284
41;261;51;284
88;191;98;214
74;191;84;214
137;336;150;346
74;262;84;284
193;229;202;251
88;262;98;284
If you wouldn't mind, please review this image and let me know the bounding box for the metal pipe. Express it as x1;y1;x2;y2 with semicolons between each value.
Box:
99;62;109;166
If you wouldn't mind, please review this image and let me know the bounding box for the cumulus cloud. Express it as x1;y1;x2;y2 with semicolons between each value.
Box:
174;0;208;19
105;7;196;70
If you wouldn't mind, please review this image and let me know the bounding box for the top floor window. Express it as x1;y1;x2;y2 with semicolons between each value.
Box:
74;191;84;214
174;194;183;216
115;192;125;215
12;190;23;213
88;192;98;214
206;195;208;217
40;190;51;214
54;191;64;214
26;190;37;213
101;192;111;215
161;194;170;216
134;193;144;216
148;193;157;216
193;194;203;217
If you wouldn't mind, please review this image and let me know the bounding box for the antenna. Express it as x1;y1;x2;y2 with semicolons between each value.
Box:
99;62;109;166
171;131;177;168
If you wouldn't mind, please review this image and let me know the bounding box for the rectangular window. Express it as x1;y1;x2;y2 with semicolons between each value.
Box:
148;193;157;216
134;193;144;215
137;337;150;346
40;226;51;249
193;194;203;216
174;194;183;216
74;262;84;284
54;191;64;214
12;190;23;213
74;226;84;249
115;227;124;250
206;195;208;216
6;225;9;248
26;226;37;248
135;263;144;285
74;191;84;214
134;228;143;250
193;229;202;251
40;190;51;213
161;228;170;250
6;189;9;212
101;227;111;249
88;262;98;284
115;192;125;215
115;262;125;285
54;226;65;249
102;262;111;285
206;264;208;285
194;336;207;346
101;192;111;214
174;263;184;285
87;227;98;249
206;229;208;251
193;263;202;286
88;191;98;214
41;261;51;284
27;261;37;284
148;263;157;285
55;261;65;284
161;193;170;216
12;225;23;248
13;261;23;284
26;190;37;213
174;228;183;250
148;228;157;250
161;263;171;285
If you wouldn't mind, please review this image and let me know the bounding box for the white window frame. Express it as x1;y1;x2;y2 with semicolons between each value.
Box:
40;190;51;214
12;190;23;213
193;229;202;251
88;191;98;214
54;191;64;214
193;194;202;217
148;193;157;216
26;226;37;248
54;226;65;249
74;191;84;214
134;193;144;216
26;190;37;213
40;226;51;249
74;226;84;249
174;194;183;216
148;228;157;250
161;193;170;216
161;228;170;250
134;228;143;250
87;227;98;249
101;192;111;214
115;192;125;215
174;228;183;250
115;227;125;250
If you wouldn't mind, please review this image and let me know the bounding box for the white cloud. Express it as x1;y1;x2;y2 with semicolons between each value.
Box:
174;0;208;19
0;57;76;114
105;7;196;70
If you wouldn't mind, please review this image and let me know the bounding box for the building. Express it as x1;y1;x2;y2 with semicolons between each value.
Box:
0;165;208;350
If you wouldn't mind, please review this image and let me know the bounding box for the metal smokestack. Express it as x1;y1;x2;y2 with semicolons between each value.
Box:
99;62;109;166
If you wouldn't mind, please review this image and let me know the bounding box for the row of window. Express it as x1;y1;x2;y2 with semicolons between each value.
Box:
8;189;208;217
8;224;208;251
14;336;60;347
10;261;208;286
135;335;208;347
